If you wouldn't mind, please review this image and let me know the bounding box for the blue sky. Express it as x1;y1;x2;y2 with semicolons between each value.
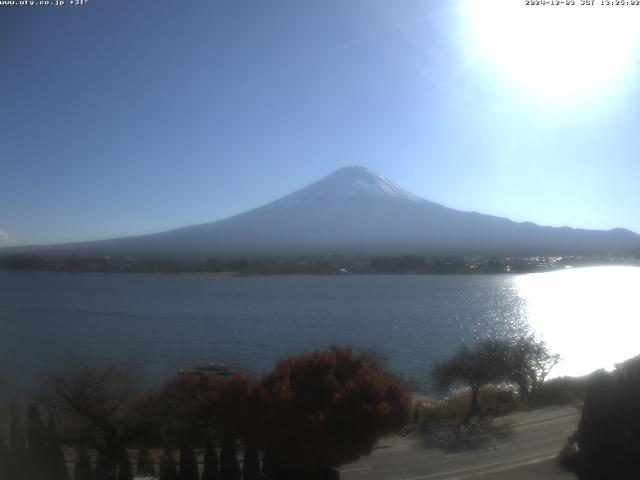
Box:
2;0;639;246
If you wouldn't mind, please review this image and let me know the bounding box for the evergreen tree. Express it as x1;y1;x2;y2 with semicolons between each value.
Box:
201;432;219;480
116;450;133;480
27;404;47;480
10;401;27;480
159;448;178;480
136;445;155;477
177;443;198;480
219;429;240;480
241;443;260;480
95;452;117;480
0;422;10;480
48;412;71;480
73;444;94;480
261;449;278;480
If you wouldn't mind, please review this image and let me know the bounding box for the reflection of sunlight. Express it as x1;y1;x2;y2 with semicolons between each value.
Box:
516;266;640;378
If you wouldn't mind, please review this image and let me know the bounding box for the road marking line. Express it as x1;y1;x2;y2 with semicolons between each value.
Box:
371;442;424;455
339;466;372;473
442;454;557;479
399;449;559;480
444;444;510;458
511;412;579;428
513;414;579;430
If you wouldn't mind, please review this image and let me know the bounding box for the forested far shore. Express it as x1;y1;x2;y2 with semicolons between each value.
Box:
0;252;638;275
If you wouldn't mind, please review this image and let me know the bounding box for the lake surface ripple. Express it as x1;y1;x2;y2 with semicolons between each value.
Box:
1;266;638;394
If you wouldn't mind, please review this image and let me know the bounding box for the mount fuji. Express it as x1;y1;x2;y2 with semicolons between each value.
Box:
5;166;640;258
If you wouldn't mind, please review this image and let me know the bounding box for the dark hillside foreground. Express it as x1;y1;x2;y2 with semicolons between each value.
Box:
560;355;640;479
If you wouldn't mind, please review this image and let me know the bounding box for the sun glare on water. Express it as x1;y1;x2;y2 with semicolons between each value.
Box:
516;266;640;378
462;0;640;99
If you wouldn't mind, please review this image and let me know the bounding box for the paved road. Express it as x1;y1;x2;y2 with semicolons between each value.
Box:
341;405;581;480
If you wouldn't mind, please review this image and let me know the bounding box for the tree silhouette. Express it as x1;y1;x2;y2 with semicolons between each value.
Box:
73;444;94;480
0;421;10;480
215;375;256;480
47;411;70;480
505;334;559;405
159;372;256;480
432;338;511;419
95;451;116;480
242;443;260;480
27;404;48;480
159;448;178;480
10;401;27;480
136;445;155;477
219;429;241;480
178;442;198;480
50;364;148;473
201;431;219;480
116;450;133;480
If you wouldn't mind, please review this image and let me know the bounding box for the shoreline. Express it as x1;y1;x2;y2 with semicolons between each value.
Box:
1;261;639;277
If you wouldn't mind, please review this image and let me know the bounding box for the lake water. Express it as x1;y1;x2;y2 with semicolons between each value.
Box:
1;266;638;395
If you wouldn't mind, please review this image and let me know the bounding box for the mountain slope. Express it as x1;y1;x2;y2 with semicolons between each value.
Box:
5;166;640;258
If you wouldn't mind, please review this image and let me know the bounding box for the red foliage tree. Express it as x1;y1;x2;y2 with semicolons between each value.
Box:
160;372;257;440
254;346;412;476
214;375;257;436
159;373;219;443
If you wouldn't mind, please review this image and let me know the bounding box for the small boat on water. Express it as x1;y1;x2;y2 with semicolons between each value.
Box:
178;363;240;378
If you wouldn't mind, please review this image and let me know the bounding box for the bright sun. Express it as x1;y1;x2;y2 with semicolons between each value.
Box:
462;0;640;98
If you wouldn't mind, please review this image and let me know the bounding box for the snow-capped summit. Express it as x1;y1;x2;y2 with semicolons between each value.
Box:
314;166;419;201
266;166;420;209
